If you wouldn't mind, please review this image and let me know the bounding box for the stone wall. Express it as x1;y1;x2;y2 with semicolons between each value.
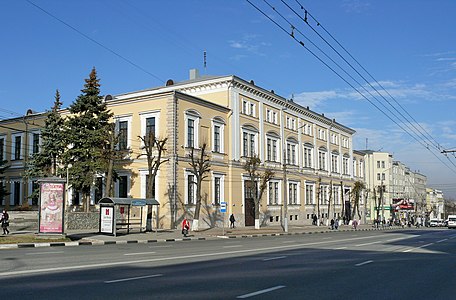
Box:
66;212;99;230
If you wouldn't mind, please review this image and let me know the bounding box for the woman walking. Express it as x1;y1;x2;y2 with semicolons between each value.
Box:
1;210;10;235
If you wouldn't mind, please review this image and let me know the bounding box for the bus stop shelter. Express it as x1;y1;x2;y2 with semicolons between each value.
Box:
98;197;160;236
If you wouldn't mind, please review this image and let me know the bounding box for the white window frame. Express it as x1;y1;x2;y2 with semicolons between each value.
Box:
114;173;130;198
11;132;24;160
115;115;132;151
286;141;297;165
139;169;160;199
212;173;225;206
140;111;160;147
268;180;281;205
318;148;327;171
331;152;339;173
184;111;200;149
241;127;257;157
211;118;225;153
288;181;299;205
29;130;41;156
305;183;315;205
185;170;197;205
266;135;279;162
0;135;6;161
303;144;313;168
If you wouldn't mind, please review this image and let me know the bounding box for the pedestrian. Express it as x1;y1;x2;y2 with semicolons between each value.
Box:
335;218;339;230
181;218;190;237
229;214;236;228
1;209;10;235
312;214;318;226
352;219;358;230
330;219;335;230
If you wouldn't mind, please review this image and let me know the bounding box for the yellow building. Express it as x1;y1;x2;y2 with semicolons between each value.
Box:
0;71;365;229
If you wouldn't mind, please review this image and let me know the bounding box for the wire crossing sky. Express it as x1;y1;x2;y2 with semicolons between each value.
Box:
1;0;456;197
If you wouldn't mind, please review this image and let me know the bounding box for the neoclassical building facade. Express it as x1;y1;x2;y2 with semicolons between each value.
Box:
0;71;365;229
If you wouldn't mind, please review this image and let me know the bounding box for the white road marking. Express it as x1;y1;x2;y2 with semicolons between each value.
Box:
237;285;286;298
335;246;347;250
262;256;286;261
402;249;413;253
124;252;156;256
386;237;408;242
437;239;448;243
25;251;64;255
419;243;434;248
105;274;162;284
356;241;382;247
355;260;373;267
223;245;243;248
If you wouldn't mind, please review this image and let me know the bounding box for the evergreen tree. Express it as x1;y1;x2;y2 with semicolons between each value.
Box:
27;90;65;178
64;68;113;212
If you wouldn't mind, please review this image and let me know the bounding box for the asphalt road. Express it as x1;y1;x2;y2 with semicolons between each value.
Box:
0;228;455;299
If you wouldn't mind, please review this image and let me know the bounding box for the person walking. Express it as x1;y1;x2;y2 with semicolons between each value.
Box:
1;210;10;235
229;214;236;228
352;219;358;231
330;219;335;230
335;218;339;230
181;218;190;237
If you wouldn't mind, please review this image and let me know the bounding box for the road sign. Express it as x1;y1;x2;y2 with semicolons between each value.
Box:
220;202;227;213
132;200;147;206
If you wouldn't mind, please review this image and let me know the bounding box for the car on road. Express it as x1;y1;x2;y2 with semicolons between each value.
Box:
429;218;441;227
447;215;456;229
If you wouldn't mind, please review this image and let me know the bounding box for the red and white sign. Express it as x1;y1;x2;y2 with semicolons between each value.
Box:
100;207;114;233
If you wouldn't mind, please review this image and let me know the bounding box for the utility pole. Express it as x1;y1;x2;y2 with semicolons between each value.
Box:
283;147;288;233
380;179;384;222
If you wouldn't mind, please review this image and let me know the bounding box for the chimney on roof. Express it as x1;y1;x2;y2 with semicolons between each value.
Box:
189;69;200;80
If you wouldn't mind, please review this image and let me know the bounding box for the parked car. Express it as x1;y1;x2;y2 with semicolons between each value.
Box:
429;218;440;227
447;215;456;229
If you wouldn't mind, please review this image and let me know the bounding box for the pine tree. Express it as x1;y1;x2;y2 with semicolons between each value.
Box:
27;90;65;178
64;68;113;212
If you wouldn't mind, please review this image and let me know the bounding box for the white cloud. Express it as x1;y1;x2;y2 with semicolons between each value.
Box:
342;0;371;13
293;90;342;110
228;34;270;57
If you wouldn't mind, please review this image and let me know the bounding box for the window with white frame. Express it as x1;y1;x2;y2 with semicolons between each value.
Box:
286;117;291;129
30;131;40;155
212;117;225;153
377;161;380;168
212;173;224;205
241;99;256;117
318;147;327;170
318;128;326;141
186;172;196;205
286;140;297;165
343;156;349;175
353;159;357;177
320;185;328;205
377;173;381;181
116;115;132;151
272;111;277;124
333;186;340;205
303;144;313;168
242;126;257;157
303;123;312;136
331;152;339;173
185;110;200;148
288;181;298;205
268;181;280;205
11;133;23;160
266;133;279;162
359;161;364;177
305;183;314;204
140;111;160;146
266;109;271;122
116;175;129;198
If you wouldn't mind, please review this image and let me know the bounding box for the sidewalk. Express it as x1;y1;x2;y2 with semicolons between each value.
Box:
0;224;402;249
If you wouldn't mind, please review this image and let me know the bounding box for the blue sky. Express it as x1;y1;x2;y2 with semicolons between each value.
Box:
1;1;456;198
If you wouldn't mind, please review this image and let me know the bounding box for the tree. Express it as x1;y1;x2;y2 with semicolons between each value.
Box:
351;181;365;220
0;159;10;205
244;155;274;229
64;68;113;212
27;90;65;178
188;143;211;231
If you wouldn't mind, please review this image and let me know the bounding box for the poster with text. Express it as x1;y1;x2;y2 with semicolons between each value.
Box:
39;182;65;233
100;206;114;234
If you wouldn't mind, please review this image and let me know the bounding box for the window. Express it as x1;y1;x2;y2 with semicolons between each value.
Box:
146;117;155;140
242;100;248;114
14;135;22;160
32;133;40;154
268;181;279;205
13;181;21;205
118;121;128;150
343;156;349;175
377;173;381;181
185;111;200;149
331;153;339;173
320;185;328;205
272;112;277;124
212;118;225;153
213;174;224;205
286;142;297;165
266;109;271;122
242;127;257;157
305;183;314;204
242;99;256;117
333;186;340;205
186;173;196;205
187;119;194;148
318;148;327;170
382;173;385;181
250;103;255;116
377;161;380;168
0;137;4;160
288;182;298;205
118;175;128;198
382;161;385;168
303;144;313;168
266;136;278;162
94;177;103;204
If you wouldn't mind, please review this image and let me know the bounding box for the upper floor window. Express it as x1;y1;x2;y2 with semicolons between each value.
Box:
318;147;327;171
0;137;4;160
12;133;23;160
241;99;256;117
377;161;380;168
266;134;279;162
118;121;128;150
288;182;298;205
302;123;312;136
353;159;357;177
343;156;349;175
331;152;339;173
185;110;200;148
305;183;314;205
286;140;297;165
31;132;40;154
303;144;313;168
318;128;326;141
140;111;160;147
212;117;225;153
242;126;257;157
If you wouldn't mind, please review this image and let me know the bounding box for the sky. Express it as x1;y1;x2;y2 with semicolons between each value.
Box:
1;0;456;198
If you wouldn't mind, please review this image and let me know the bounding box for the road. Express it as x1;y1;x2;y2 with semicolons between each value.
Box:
0;228;455;299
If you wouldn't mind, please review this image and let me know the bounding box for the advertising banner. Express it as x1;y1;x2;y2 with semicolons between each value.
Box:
39;181;65;233
100;206;114;234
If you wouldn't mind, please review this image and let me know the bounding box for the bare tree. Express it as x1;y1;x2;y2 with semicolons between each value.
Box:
188;143;211;231
244;156;274;229
351;181;365;221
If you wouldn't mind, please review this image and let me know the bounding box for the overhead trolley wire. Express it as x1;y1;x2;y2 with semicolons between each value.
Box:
245;0;456;175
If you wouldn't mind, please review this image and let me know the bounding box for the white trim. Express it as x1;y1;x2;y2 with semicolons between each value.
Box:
140;111;160;146
139;169;160;199
211;118;225;153
11;132;24;160
115;115;132;151
212;172;225;205
184;111;200;149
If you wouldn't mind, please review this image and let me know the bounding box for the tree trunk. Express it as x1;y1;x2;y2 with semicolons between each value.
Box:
193;181;202;231
254;197;260;230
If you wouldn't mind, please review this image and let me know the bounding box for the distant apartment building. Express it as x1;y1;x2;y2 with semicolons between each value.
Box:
0;71;365;229
426;188;444;219
360;150;427;222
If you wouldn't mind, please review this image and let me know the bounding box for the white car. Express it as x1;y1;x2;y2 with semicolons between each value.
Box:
429;219;440;227
447;215;456;229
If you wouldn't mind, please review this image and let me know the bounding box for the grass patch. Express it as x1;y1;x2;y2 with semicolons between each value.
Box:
0;234;71;244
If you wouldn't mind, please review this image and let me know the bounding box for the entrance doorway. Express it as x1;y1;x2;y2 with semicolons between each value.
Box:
244;181;256;226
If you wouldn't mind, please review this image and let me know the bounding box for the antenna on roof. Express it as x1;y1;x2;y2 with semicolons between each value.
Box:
203;50;207;74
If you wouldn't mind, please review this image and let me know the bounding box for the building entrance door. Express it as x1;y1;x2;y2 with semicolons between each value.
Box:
244;181;256;226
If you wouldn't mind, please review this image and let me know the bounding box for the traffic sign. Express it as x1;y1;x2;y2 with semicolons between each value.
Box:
220;202;227;213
